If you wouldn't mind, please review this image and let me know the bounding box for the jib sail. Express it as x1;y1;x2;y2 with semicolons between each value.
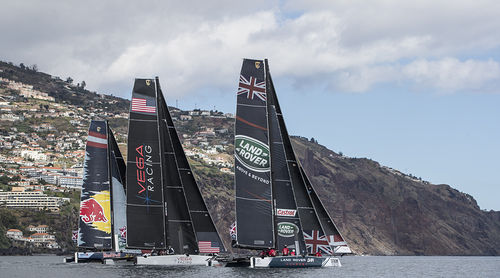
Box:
108;129;127;251
158;92;225;254
265;61;307;255
234;59;274;249
78;120;112;250
300;165;352;254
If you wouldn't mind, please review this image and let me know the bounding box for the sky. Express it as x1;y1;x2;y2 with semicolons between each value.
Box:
1;0;499;210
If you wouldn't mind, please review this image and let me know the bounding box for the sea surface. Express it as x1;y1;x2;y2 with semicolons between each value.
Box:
0;255;499;278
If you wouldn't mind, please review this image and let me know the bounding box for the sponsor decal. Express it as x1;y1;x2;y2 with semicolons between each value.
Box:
176;256;193;264
235;135;269;172
276;208;297;217
277;222;298;238
135;144;157;204
80;198;108;223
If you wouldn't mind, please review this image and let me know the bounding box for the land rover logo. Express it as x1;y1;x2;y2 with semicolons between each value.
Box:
277;222;298;238
235;135;269;172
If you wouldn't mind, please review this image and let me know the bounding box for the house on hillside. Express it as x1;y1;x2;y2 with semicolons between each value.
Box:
6;229;23;240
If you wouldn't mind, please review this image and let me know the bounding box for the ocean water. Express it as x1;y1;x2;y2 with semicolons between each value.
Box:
0;255;499;278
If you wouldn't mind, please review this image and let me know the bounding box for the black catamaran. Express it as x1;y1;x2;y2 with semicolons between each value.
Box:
233;59;350;268
126;78;225;266
76;120;132;262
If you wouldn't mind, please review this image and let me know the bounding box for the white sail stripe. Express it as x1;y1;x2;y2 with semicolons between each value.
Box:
237;103;266;108
272;142;284;144
87;135;107;145
236;196;270;202
165;186;183;189
167;219;192;223
274;179;291;182
190;210;209;213
286;160;297;163
297;206;314;209
178;168;191;171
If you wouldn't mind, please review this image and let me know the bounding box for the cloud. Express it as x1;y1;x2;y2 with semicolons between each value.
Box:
1;0;500;97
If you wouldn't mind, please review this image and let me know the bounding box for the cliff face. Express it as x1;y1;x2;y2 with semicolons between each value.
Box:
291;137;500;255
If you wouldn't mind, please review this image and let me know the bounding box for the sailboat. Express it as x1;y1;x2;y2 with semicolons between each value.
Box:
75;120;139;263
125;78;226;266
233;59;351;268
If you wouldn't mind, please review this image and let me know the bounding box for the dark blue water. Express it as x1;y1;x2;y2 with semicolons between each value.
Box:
0;255;499;278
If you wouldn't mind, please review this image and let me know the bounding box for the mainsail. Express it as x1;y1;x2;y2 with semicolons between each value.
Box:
234;59;350;255
78;120;127;251
234;59;274;249
126;78;225;254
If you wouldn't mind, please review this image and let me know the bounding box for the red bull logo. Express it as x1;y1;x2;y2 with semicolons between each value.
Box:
80;198;108;223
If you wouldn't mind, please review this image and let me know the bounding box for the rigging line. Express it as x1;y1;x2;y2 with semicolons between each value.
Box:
236;116;268;131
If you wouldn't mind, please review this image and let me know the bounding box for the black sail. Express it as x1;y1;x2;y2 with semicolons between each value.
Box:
78;120;112;250
126;78;166;249
156;83;198;254
265;62;307;254
234;59;274;249
264;60;333;255
299;165;352;254
108;129;127;251
158;91;225;254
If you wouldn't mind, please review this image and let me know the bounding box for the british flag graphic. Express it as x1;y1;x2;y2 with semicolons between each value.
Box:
237;75;266;101
304;230;333;254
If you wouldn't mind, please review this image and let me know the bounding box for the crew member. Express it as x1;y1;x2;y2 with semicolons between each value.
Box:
260;249;268;258
268;248;277;257
282;245;289;256
167;246;175;255
290;249;296;256
315;251;322;257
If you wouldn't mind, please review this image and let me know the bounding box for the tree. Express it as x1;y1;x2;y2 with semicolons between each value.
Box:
19;63;25;70
81;80;86;89
66;77;73;84
31;64;38;72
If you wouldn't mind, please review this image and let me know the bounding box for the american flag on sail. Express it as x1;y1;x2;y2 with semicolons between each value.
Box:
304;230;333;255
131;97;156;114
238;75;266;101
198;241;220;253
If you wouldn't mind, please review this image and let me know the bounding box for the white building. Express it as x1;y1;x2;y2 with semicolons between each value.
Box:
6;229;23;240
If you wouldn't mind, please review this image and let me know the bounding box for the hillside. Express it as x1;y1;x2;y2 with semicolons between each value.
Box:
1;61;499;255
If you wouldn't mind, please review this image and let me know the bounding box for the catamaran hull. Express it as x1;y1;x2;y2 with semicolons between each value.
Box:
135;255;222;266
68;251;139;263
250;256;341;268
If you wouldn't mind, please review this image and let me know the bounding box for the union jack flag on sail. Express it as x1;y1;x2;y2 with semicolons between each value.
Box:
238;75;266;101
304;230;333;254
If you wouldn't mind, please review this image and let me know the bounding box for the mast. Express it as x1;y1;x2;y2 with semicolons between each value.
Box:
264;59;307;254
234;59;274;249
77;120;112;250
106;121;116;250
